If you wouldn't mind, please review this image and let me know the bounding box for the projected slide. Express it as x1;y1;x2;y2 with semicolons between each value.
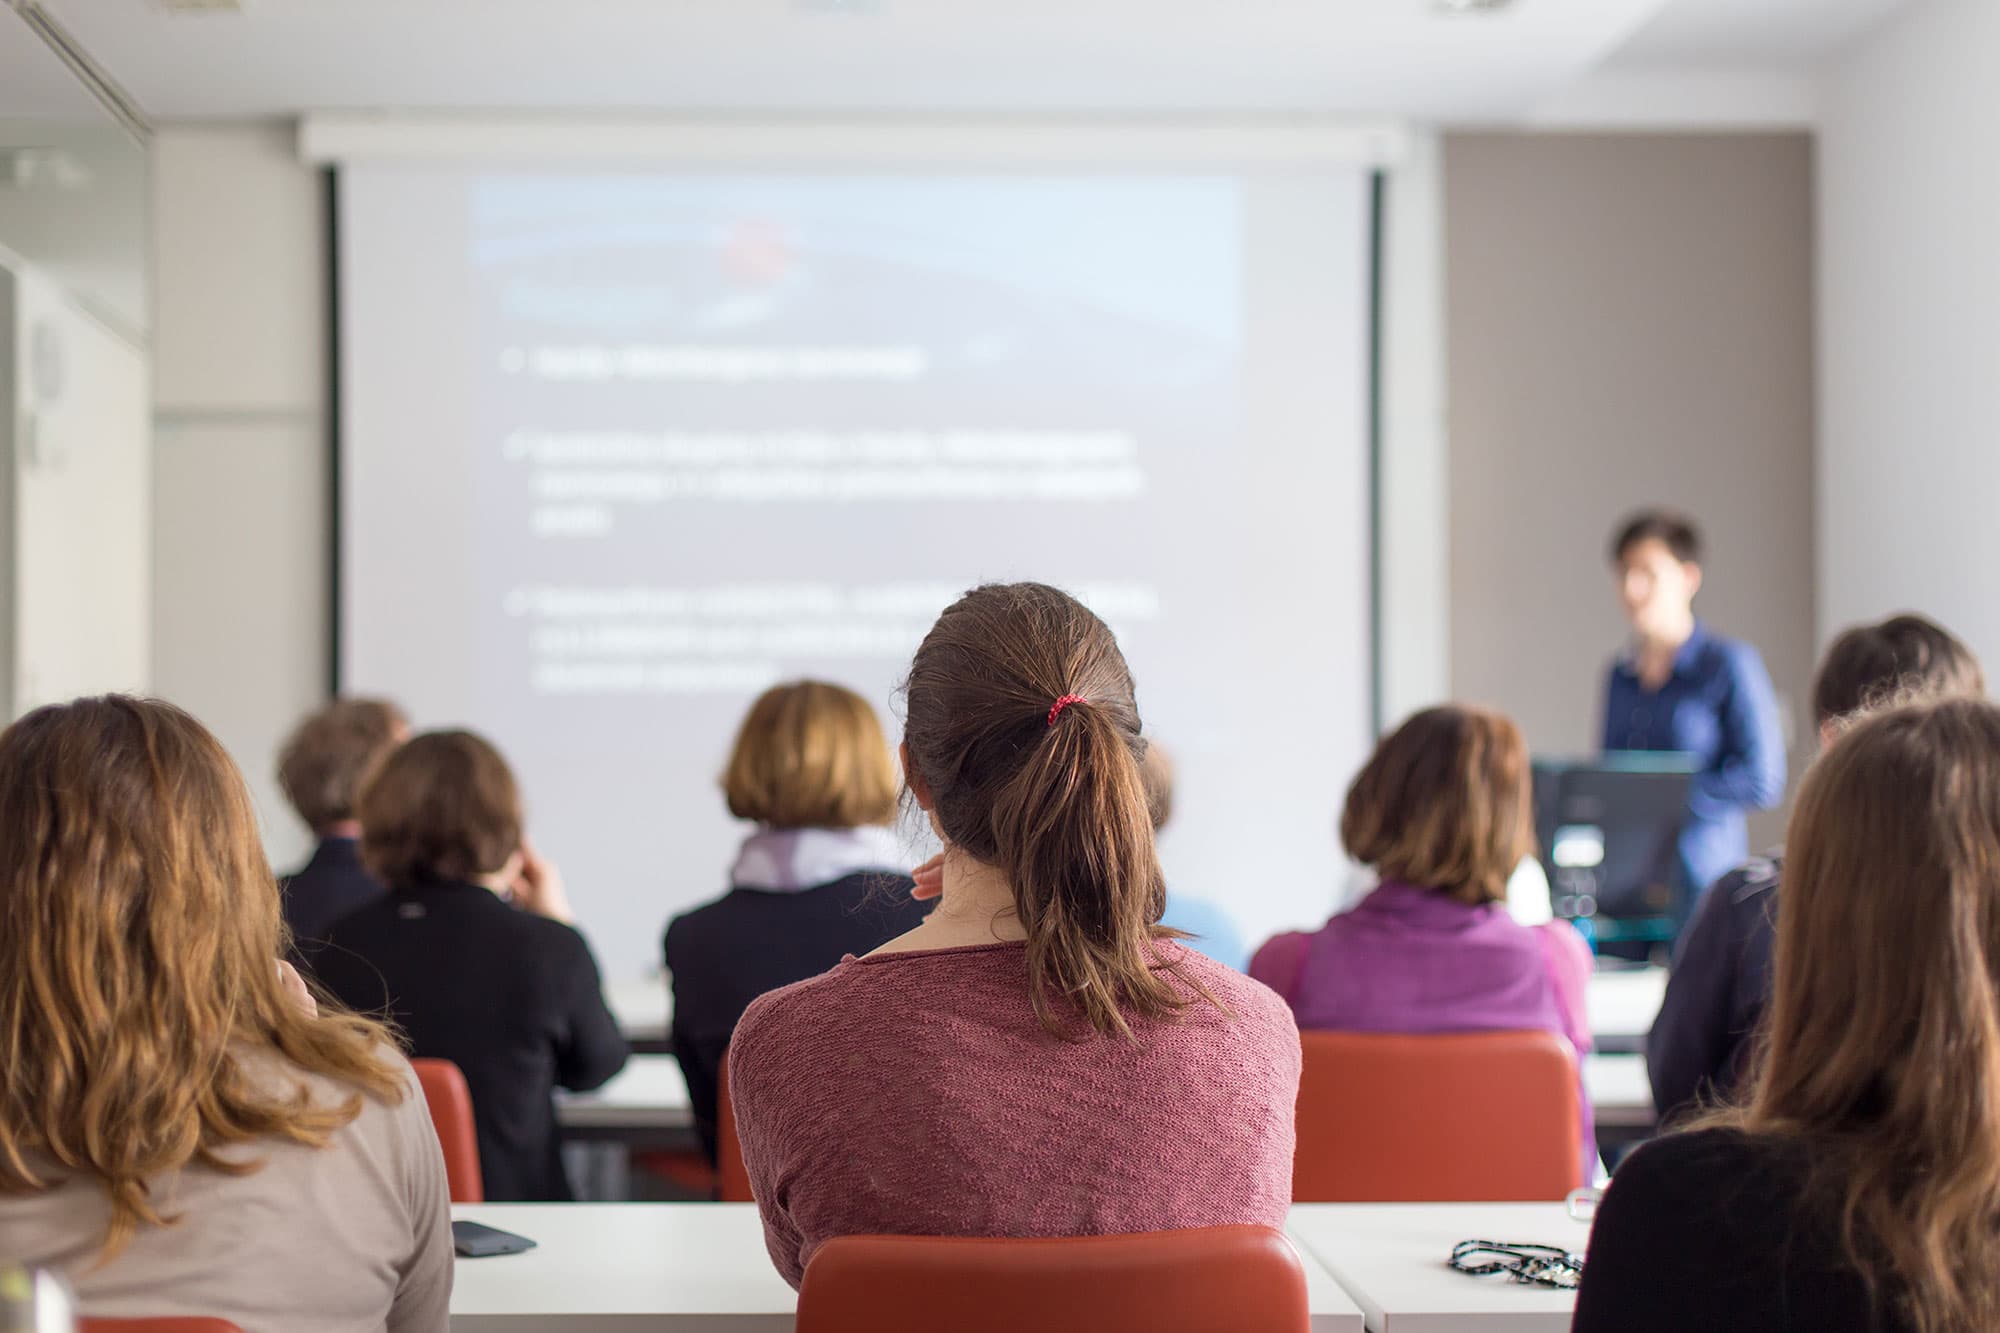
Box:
341;162;1371;984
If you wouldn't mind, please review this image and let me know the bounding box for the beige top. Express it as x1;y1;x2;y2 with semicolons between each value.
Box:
0;1049;452;1333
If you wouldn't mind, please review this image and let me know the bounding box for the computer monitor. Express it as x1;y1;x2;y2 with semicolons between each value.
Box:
1533;754;1697;954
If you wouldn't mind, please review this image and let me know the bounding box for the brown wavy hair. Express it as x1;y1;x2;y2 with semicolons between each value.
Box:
1341;705;1532;906
902;582;1209;1040
358;729;523;889
0;696;406;1256
1717;696;2000;1332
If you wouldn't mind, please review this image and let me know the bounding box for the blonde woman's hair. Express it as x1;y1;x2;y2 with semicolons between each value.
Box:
722;680;899;830
0;696;406;1256
1718;696;2000;1332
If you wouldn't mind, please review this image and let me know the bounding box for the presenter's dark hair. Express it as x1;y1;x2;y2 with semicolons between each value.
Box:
900;582;1204;1040
1610;509;1702;565
1812;614;1984;727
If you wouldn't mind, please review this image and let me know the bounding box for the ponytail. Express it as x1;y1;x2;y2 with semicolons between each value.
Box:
903;582;1218;1040
993;702;1192;1038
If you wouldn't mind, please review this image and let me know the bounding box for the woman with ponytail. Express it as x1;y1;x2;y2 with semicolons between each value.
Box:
727;583;1300;1288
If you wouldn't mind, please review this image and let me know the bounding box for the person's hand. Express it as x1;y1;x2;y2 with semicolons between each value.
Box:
911;853;944;901
513;837;577;924
276;959;318;1018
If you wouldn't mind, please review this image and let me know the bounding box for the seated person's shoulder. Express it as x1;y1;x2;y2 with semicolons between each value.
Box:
726;967;861;1093
1169;943;1299;1038
1610;1126;1802;1221
517;910;606;971
662;891;738;960
1721;853;1783;903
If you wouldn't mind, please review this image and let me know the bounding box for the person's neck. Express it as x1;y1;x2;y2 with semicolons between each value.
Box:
1636;613;1696;681
318;820;362;841
873;847;1027;955
1639;611;1696;656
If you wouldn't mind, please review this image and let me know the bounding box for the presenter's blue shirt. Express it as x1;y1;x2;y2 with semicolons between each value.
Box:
1602;623;1786;895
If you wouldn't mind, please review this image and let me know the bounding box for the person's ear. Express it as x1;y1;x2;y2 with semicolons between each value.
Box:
901;742;935;812
1684;561;1704;601
1818;719;1841;749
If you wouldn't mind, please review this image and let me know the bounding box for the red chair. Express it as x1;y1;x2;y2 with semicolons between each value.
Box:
797;1226;1309;1333
1292;1029;1582;1201
80;1321;242;1332
716;1057;753;1203
410;1057;485;1203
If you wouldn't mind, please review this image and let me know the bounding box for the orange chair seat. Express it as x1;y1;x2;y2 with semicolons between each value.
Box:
411;1057;485;1204
1293;1028;1582;1201
797;1225;1309;1333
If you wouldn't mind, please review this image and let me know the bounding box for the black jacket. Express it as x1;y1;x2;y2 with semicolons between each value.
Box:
662;872;925;1161
1574;1128;1904;1332
308;879;629;1200
281;837;385;945
1646;855;1781;1123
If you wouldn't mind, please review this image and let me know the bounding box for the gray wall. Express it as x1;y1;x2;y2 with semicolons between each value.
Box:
1443;132;1816;844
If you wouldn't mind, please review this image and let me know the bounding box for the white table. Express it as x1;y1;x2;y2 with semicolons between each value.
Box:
451;1203;1366;1331
607;975;671;1051
1586;966;1666;1053
559;1054;694;1134
1582;1052;1653;1130
1288;1203;1586;1333
451;1204;793;1331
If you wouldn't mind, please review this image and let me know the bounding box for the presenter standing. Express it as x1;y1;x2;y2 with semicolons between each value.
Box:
1603;510;1785;905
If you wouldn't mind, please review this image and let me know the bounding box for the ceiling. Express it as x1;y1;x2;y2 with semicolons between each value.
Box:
1608;0;1907;68
0;0;1912;123
0;8;112;120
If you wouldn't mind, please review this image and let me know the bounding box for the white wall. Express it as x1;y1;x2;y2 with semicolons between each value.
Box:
152;123;328;868
1816;0;2000;666
0;258;150;714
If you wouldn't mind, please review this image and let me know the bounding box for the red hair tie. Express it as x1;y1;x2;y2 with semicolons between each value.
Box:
1047;694;1087;727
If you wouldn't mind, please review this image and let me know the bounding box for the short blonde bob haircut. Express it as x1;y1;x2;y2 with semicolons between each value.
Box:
1341;704;1533;906
723;680;898;830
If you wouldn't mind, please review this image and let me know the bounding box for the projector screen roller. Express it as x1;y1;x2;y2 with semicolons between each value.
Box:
338;157;1373;987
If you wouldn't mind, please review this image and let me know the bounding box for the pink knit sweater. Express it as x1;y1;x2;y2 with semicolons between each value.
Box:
727;939;1301;1288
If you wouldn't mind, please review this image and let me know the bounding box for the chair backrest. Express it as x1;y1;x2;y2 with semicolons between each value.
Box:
1293;1029;1581;1201
410;1057;484;1204
716;1056;753;1203
79;1320;243;1332
797;1226;1309;1333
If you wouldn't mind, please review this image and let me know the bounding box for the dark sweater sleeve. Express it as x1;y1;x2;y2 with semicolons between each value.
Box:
1647;877;1744;1121
550;924;630;1093
663;919;722;1163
